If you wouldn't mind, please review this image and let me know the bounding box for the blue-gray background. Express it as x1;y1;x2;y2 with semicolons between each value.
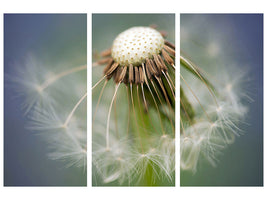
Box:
4;14;87;186
180;14;263;186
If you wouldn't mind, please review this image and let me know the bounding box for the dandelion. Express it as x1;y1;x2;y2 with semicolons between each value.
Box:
180;14;250;173
92;26;175;186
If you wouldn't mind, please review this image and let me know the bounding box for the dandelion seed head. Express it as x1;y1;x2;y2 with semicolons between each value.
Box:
111;27;164;66
93;22;175;185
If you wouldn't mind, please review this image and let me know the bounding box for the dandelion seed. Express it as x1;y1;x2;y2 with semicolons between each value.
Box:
180;15;250;172
10;54;87;169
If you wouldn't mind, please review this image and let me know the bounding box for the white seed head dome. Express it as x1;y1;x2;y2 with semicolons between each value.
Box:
111;27;164;66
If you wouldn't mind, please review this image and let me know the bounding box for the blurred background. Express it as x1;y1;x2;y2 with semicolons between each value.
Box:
180;14;263;186
4;14;87;186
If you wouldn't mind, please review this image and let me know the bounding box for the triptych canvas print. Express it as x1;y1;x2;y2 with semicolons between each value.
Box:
3;13;263;187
